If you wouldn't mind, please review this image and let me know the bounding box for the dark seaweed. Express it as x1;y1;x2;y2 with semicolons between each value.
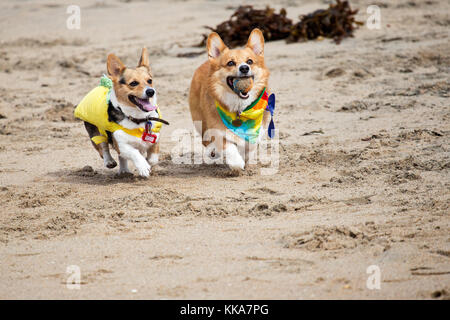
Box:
288;0;362;44
198;6;293;48
197;1;362;48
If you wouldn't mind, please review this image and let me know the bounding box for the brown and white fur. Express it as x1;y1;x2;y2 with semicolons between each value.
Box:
84;48;160;177
189;29;270;171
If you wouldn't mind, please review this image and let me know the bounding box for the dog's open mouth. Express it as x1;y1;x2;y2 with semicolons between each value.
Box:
128;95;156;112
226;76;254;99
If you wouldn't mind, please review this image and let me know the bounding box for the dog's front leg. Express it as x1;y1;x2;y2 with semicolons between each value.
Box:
118;155;130;174
114;132;151;177
147;142;159;166
119;144;151;177
243;142;257;165
224;142;245;171
207;131;245;170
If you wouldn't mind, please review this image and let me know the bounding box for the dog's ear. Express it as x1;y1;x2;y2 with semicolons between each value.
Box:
207;32;227;60
107;54;125;80
246;28;264;56
138;47;150;70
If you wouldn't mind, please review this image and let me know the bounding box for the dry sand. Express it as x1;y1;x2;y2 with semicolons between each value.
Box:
0;0;449;299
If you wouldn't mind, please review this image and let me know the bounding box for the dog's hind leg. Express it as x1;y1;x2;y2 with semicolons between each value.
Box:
83;121;117;169
99;142;117;168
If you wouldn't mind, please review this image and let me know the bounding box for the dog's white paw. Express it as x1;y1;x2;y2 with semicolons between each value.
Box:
228;157;245;171
225;144;245;171
136;160;151;177
148;153;159;166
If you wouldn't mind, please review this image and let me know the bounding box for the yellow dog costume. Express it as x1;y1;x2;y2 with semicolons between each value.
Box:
74;76;162;145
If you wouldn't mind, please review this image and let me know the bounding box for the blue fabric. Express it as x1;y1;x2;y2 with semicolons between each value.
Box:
266;93;276;138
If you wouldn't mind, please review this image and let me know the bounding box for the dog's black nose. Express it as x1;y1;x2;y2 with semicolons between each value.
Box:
146;88;155;97
239;65;250;74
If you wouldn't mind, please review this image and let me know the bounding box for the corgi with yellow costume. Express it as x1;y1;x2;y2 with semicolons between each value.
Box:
74;48;168;177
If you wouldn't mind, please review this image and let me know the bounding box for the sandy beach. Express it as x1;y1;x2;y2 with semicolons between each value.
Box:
0;0;449;299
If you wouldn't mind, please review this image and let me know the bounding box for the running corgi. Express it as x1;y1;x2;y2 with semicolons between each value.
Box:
74;48;168;177
189;29;275;171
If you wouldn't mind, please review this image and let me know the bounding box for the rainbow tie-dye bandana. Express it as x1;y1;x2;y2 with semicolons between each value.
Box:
215;88;275;144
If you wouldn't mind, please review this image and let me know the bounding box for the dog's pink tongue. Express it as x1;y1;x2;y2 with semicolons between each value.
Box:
138;98;156;111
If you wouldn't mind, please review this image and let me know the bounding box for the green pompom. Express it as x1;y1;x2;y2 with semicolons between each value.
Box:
100;75;113;89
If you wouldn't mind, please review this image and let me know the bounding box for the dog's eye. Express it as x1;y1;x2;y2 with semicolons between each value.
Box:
247;59;253;65
129;81;139;87
147;79;152;85
227;61;235;67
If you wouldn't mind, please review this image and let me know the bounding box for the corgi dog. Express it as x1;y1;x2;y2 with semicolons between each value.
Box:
74;48;168;177
189;28;273;171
